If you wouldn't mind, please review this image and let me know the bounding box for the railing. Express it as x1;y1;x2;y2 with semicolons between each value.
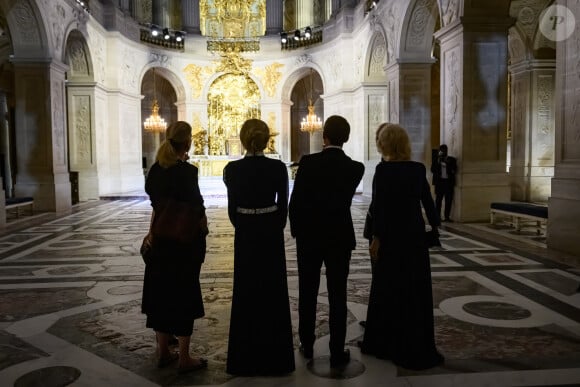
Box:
281;28;323;51
139;28;185;51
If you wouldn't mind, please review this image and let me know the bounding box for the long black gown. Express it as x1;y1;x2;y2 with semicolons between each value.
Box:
223;154;295;376
141;160;206;336
361;160;444;370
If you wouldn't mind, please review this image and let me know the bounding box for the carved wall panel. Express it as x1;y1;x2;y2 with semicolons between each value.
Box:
403;74;428;145
12;1;42;46
444;47;460;153
439;0;459;26
72;96;92;165
536;74;554;160
389;78;399;123
511;75;527;162
67;39;89;77
368;94;386;136
52;79;66;166
407;0;433;50
368;34;387;79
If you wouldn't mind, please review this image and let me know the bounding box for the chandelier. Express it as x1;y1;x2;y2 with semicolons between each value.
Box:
144;68;167;133
300;69;322;135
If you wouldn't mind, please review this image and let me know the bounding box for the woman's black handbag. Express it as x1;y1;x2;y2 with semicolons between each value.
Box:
140;234;154;264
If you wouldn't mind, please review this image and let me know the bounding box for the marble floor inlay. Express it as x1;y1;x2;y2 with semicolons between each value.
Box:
1;179;580;386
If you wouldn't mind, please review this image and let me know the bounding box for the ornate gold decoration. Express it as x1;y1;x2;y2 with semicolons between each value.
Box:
215;48;253;75
201;0;265;52
208;73;261;155
266;112;279;154
191;113;207;155
254;62;284;97
183;64;214;99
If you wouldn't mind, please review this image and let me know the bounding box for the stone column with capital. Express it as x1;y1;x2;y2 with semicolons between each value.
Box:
13;60;72;212
434;18;511;222
548;1;580;255
509;60;556;202
386;62;434;167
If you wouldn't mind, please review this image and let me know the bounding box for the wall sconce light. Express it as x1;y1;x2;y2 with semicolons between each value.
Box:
175;31;184;42
281;32;288;44
151;25;160;37
305;26;312;39
163;28;170;40
294;30;301;41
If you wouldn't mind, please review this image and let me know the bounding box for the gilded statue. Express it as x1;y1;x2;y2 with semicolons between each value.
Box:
254;62;284;98
215;47;253;75
192;130;207;155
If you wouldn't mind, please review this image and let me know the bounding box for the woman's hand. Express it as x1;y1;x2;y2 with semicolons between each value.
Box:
369;236;380;262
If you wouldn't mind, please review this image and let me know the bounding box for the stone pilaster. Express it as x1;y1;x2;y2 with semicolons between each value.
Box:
266;0;284;34
509;60;556;203
181;0;200;34
386;62;434;167
548;0;580;255
66;82;100;201
434;18;511;222
12;59;71;212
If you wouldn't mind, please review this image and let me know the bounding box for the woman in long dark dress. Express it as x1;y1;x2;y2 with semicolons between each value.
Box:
223;119;295;376
360;122;444;370
142;121;208;373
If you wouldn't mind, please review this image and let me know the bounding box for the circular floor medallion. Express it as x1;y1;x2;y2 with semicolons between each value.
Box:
462;301;532;320
15;366;81;387
307;356;365;379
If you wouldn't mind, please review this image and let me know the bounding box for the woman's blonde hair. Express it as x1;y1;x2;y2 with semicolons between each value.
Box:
239;119;270;153
156;121;192;168
376;123;411;161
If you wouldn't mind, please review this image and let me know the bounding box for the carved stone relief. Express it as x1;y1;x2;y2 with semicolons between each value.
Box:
445;48;460;151
510;0;550;40
326;51;342;84
74;96;91;163
91;34;106;84
512;77;527;161
295;54;312;67
508;29;526;63
68;39;89;76
536;74;553;158
408;0;432;49
369;95;385;134
385;4;398;63
440;0;459;26
13;1;41;45
389;79;399;123
122;50;138;90
53;80;65;166
52;4;66;54
149;53;171;67
354;41;364;81
369;34;387;79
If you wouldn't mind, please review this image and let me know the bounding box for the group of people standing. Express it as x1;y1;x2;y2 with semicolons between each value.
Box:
140;116;447;375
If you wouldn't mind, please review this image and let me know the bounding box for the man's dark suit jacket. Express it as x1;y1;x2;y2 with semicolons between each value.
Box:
289;147;365;251
430;155;457;186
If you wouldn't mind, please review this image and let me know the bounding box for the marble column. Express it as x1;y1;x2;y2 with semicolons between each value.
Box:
66;83;100;201
181;0;200;33
266;0;284;34
152;0;169;27
280;99;293;162
296;0;314;29
386;61;434;167
548;1;580;255
509;60;555;203
434;18;511;222
12;60;72;212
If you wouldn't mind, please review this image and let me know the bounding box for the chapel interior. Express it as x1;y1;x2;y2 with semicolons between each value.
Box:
0;1;579;386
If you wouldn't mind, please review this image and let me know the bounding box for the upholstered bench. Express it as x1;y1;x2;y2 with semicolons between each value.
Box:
490;202;548;235
5;197;34;218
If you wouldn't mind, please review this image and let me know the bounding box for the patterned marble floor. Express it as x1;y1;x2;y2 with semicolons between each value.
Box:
1;178;580;387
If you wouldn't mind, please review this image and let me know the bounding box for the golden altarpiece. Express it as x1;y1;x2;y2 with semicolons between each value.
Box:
186;0;281;176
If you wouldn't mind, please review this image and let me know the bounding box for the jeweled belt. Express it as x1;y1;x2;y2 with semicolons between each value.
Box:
236;205;278;215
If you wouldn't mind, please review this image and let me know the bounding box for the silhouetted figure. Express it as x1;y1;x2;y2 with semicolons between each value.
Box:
289;115;364;368
431;144;457;222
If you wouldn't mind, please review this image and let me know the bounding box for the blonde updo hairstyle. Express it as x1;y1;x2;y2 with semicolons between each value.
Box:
239;119;270;154
156;121;192;168
376;123;412;161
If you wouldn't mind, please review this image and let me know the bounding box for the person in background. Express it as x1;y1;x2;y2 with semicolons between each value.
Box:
142;121;208;374
289;115;364;368
223;119;295;376
431;144;457;222
360;123;444;370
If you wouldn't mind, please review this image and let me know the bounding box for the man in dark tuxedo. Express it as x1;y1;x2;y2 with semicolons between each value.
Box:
430;144;458;222
289;115;364;368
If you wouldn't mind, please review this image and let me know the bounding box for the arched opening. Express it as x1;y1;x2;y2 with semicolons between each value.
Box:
141;68;177;172
290;69;323;162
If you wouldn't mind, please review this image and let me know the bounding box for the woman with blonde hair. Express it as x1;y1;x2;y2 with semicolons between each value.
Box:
142;120;208;373
360;122;444;370
223;118;295;375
